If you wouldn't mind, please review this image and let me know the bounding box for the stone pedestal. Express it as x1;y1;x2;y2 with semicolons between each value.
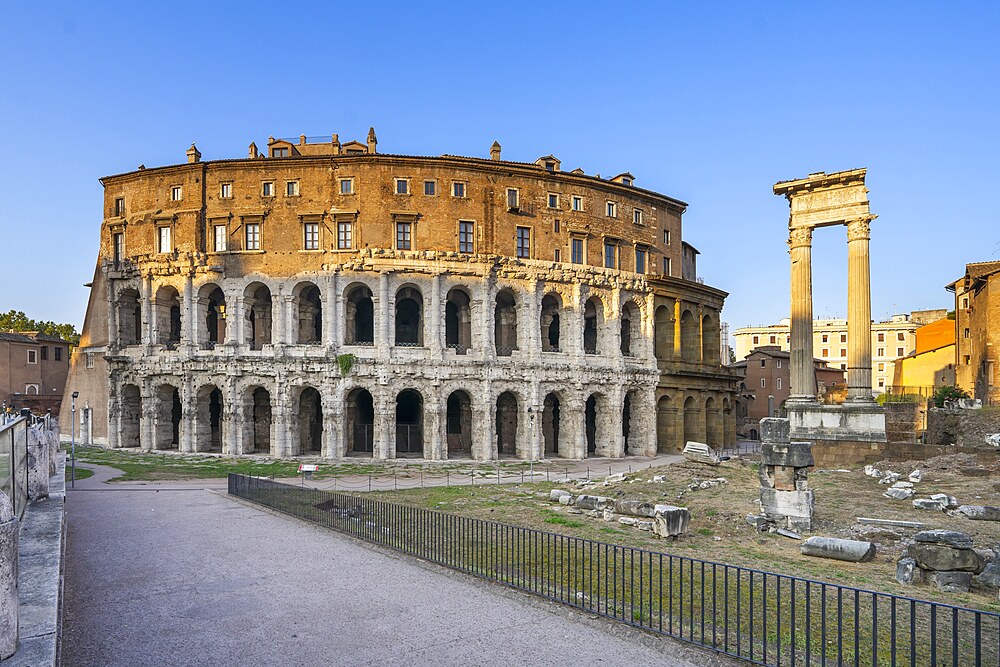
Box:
786;402;888;467
0;492;18;660
26;426;50;500
759;417;814;531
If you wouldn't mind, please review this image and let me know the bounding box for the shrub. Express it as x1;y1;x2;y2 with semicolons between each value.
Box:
931;385;970;407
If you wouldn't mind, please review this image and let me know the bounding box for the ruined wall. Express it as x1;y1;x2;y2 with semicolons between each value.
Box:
926;407;1000;447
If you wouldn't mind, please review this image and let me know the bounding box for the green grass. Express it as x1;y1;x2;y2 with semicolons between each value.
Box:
65;466;93;482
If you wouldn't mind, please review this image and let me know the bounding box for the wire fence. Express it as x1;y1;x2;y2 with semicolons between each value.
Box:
229;473;1000;666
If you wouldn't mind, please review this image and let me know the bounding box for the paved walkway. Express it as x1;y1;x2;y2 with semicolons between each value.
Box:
62;464;738;667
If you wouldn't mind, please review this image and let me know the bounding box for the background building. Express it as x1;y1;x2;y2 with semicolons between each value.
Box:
62;131;737;458
0;331;70;415
890;317;956;393
949;261;1000;404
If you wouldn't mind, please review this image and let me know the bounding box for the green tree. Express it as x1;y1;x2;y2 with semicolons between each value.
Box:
0;310;80;346
931;385;970;407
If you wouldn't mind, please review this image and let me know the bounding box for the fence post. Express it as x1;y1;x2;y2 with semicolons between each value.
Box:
447;471;450;487
497;467;500;485
368;475;371;492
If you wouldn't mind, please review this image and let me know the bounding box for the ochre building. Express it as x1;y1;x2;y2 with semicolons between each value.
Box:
61;130;736;459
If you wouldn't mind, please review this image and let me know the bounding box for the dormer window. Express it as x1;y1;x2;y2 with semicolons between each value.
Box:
611;173;635;186
272;147;289;158
545;161;555;172
622;177;632;186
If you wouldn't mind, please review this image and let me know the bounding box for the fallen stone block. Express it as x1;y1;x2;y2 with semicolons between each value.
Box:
864;464;882;478
878;471;901;485
929;570;973;593
975;550;1000;589
914;530;974;549
857;517;924;529
613;499;656;518
575;495;609;511
775;528;802;540
549;489;571;502
558;495;574;506
618;516;641;527
683;441;720;465
896;557;923;585
602;508;615;522
929;493;960;510
913;498;946;511
635;521;654;531
745;514;769;530
884;487;915;500
891;481;914;489
908;544;984;573
800;537;876;563
908;470;922;483
986;433;1000;448
604;472;626;484
651;475;666;483
957;505;1000;521
652;505;690;539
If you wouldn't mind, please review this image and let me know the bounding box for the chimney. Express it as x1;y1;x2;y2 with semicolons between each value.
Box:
331;133;341;155
367;127;377;153
299;134;307;145
186;144;201;164
248;142;258;159
490;141;502;161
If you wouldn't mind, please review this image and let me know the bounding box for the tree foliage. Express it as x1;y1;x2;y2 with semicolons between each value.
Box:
0;310;80;346
931;385;970;407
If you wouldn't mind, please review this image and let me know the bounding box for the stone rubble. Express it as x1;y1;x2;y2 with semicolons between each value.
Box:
883;487;915;500
956;505;1000;521
878;472;901;485
800;536;876;563
897;530;986;593
682;441;720;465
908;470;923;483
651;505;690;539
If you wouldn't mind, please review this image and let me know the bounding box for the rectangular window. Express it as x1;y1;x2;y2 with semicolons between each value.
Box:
877;347;884;356
213;225;227;252
753;335;759;344
635;248;646;273
897;332;905;341
965;355;971;365
776;359;782;368
878;378;885;388
27;349;37;364
553;219;560;233
113;232;124;265
840;334;847;343
962;297;969;308
633;209;643;225
897;346;904;357
220;182;232;198
337;222;352;249
303;222;319;250
840;348;847;356
571;238;584;264
663;229;671;245
548;193;559;209
272;147;289;157
158;226;172;253
761;378;766;388
964;328;970;338
86;352;94;369
40;346;47;360
339;178;354;195
571;195;583;211
516;226;530;258
395;179;408;195
878;362;885;372
877;332;885;342
822;348;829;357
262;181;274;197
760;358;766;368
770;335;777;344
822;335;828;343
507;188;519;210
664;256;671;275
55;347;62;361
245;223;261;251
452;182;466;198
777;378;782;390
459;221;474;253
604;241;616;268
396;222;412;250
114;197;125;216
606;201;617;218
423;180;436;196
286;181;300;196
554;248;561;262
170;186;182;201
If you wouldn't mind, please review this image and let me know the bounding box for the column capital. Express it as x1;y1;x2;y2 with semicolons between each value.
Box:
846;215;877;242
787;226;813;249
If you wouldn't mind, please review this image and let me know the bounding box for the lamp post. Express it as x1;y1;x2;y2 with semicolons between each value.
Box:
71;391;79;488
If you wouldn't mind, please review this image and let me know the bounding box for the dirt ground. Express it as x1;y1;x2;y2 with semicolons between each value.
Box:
368;450;1000;612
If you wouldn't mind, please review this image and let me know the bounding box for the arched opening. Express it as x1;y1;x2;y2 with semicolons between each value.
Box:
702;314;720;365
117;288;141;346
542;392;561;456
297;387;323;455
683;396;700;444
540;294;561;352
154;286;181;347
244;283;273;350
680;309;699;363
248;387;272;455
200;284;226;348
445;287;472;354
345;284;374;345
494;290;517;356
622;391;637;454
395;286;424;346
346;388;374;454
154;384;181;450
120;384;141;447
706;396;721;447
495;392;518;457
654;305;673;361
295;282;323;344
446;390;473;457
195;384;224;452
584;297;603;355
620;301;640;357
585;394;599;454
395;389;423;456
656;395;676;453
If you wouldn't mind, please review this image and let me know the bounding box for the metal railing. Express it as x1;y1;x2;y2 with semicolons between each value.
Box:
229;473;1000;667
0;417;29;520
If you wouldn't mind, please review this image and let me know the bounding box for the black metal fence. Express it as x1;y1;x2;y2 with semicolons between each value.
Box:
229;473;1000;666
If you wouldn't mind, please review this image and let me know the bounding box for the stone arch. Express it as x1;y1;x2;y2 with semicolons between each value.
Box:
680;309;699;362
620;300;641;357
294;386;323;455
117;288;141;346
344;283;375;345
120;384;141;447
154;383;181;450
345;387;375;454
293;281;323;344
445;389;473;457
154;285;181;346
656;394;677;454
244;282;273;350
584;392;610;457
198;283;226;348
495;391;519;457
654;305;673;361
542;391;562;457
445;286;472;354
243;385;273;455
540;293;562;352
683;395;700;444
622;388;640;454
195;384;224;452
494;289;518;356
395;389;424;456
706;396;722;447
583;296;605;355
395;285;424;346
702;313;721;365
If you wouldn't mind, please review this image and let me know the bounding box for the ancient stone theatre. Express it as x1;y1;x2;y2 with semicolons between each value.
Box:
61;129;736;460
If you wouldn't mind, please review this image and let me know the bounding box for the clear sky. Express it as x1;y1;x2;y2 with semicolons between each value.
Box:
1;2;997;335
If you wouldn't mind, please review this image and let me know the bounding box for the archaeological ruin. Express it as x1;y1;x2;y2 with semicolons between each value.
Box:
61;130;736;460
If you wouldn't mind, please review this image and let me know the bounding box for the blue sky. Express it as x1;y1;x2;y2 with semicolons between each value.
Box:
1;2;997;334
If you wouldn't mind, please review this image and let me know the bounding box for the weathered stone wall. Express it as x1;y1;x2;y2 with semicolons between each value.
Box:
926;407;1000;446
884;402;921;443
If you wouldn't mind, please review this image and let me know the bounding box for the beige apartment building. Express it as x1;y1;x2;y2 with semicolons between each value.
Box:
733;311;944;395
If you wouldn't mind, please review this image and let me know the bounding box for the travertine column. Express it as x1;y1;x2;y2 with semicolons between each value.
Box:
788;227;816;401
847;217;875;402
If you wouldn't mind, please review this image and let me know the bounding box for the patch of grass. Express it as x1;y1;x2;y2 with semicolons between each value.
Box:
66;466;93;482
697;528;714;536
